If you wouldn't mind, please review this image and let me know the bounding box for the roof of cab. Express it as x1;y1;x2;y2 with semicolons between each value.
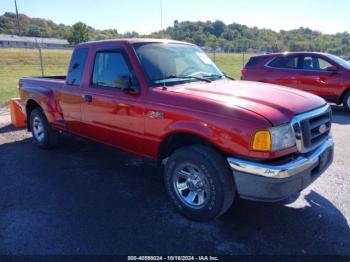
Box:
252;51;330;58
76;38;194;48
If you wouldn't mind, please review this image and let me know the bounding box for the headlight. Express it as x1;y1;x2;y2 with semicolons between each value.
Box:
252;124;295;152
270;124;296;151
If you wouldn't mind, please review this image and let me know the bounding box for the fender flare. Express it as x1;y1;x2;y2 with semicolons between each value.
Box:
26;88;63;124
164;120;216;142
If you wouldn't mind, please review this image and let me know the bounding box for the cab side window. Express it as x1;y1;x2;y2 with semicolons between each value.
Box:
317;58;333;70
67;48;89;86
92;51;132;90
302;56;333;71
302;57;314;70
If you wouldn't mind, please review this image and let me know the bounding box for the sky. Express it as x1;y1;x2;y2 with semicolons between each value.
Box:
1;0;349;34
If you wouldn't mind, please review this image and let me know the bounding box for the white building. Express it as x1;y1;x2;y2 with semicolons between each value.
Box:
0;34;69;49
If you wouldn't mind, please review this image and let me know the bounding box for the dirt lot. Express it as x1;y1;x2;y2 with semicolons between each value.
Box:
0;106;349;255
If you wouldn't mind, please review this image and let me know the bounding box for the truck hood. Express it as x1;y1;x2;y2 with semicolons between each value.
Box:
167;80;326;126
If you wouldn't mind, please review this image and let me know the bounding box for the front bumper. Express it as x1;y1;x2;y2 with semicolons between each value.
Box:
227;136;334;202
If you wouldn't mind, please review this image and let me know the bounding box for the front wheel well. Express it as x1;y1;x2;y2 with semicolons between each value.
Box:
158;132;223;165
339;88;350;104
26;100;41;131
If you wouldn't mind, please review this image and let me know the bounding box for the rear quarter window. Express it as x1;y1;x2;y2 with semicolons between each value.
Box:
245;56;268;67
268;56;299;69
67;48;89;86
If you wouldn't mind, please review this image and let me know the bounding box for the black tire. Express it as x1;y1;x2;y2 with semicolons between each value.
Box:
164;145;236;221
343;90;350;112
29;108;59;149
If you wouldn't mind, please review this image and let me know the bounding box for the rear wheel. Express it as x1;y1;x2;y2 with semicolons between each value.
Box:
164;145;235;221
30;108;59;149
343;90;350;112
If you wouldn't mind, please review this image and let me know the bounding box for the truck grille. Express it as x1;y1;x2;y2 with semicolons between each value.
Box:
292;105;332;153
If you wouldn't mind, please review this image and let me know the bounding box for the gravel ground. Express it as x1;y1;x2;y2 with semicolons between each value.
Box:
0;105;349;255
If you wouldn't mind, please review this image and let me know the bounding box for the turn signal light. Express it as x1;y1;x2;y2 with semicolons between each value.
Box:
252;130;272;151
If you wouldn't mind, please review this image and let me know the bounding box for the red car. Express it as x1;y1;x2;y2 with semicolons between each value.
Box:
241;52;350;112
19;40;333;221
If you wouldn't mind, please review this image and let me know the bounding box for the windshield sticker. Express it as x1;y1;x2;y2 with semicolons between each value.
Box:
196;52;214;65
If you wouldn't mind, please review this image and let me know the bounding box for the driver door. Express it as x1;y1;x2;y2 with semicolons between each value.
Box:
80;48;144;154
298;55;341;99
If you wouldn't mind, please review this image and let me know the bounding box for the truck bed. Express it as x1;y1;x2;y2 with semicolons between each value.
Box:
20;76;66;90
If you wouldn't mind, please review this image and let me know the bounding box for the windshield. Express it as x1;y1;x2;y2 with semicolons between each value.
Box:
326;54;350;69
133;42;224;86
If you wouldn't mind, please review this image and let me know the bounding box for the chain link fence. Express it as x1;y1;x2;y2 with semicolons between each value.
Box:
0;47;72;103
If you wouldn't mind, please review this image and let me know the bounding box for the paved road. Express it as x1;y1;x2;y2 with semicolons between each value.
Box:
0;106;349;255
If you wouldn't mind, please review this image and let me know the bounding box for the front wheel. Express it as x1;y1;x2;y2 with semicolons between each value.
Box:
343;90;350;112
164;145;236;221
30;108;59;149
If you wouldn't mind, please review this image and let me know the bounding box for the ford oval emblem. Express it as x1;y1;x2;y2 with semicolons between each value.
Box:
319;124;328;134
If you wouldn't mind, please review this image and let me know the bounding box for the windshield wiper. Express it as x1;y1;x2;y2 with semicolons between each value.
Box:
223;73;235;80
153;75;212;83
202;74;225;80
97;81;111;87
204;73;235;81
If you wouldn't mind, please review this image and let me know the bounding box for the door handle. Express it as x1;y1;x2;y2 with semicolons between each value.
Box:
83;94;92;102
317;78;326;84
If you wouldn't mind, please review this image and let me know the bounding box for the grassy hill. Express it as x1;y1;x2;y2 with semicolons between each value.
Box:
2;12;350;55
0;48;249;104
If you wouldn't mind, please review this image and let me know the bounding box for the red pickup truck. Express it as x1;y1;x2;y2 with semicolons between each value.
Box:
241;52;350;112
19;39;334;221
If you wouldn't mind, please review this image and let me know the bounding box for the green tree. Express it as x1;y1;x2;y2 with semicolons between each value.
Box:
222;29;235;41
68;22;90;45
206;35;218;50
193;33;205;46
28;24;40;36
212;20;225;37
57;26;71;39
123;31;139;38
342;37;349;46
2;12;350;55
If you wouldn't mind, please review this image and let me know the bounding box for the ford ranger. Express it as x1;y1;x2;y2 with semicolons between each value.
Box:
19;39;334;221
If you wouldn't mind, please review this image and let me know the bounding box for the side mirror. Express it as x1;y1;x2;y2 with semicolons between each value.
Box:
326;66;339;73
120;75;140;94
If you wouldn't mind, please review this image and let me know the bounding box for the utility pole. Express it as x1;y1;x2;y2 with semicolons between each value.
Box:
160;0;163;35
38;45;44;76
14;0;21;35
242;51;245;67
35;39;44;77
